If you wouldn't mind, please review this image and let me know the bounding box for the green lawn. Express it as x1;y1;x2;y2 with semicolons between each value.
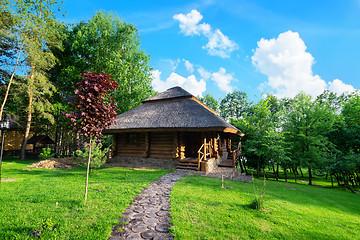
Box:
170;175;360;240
0;158;170;239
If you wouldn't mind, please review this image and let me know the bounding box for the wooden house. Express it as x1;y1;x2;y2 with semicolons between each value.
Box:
104;86;243;171
0;122;34;157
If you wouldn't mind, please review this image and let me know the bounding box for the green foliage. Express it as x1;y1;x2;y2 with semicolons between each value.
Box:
198;93;219;113
231;95;288;177
74;143;108;169
52;11;154;114
0;157;170;239
219;90;250;120
283;92;337;184
39;147;55;160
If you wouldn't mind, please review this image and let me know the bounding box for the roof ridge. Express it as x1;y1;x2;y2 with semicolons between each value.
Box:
142;86;193;103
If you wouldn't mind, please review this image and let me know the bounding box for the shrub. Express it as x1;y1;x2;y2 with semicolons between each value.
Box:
39;148;55;160
250;175;266;210
74;143;108;169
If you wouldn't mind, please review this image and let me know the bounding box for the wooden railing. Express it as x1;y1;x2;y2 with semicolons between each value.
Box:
231;142;242;167
197;142;213;171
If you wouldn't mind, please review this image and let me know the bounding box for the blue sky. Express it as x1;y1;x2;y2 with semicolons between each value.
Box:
62;0;360;101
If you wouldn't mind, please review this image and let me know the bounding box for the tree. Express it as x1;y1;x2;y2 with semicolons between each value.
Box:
1;0;63;159
342;93;360;152
283;93;336;185
198;94;219;113
66;72;118;203
52;11;154;114
219;90;250;120
231;96;286;178
0;0;25;120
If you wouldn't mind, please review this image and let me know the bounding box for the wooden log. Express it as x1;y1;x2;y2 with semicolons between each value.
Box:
144;132;149;157
173;132;178;158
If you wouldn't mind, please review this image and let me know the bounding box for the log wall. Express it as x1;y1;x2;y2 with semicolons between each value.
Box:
148;132;176;159
115;133;146;158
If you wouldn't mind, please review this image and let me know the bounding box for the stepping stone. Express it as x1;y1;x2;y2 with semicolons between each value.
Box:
155;224;171;233
156;211;168;217
144;217;159;226
161;206;170;211
133;206;144;213
126;233;141;240
122;211;136;218
129;218;143;225
131;223;147;233
141;230;156;239
133;213;146;219
146;212;157;218
146;207;159;214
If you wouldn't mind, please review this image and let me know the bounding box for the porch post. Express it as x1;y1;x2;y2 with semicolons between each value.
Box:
203;137;207;161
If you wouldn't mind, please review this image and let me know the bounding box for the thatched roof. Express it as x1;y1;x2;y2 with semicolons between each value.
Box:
105;86;243;136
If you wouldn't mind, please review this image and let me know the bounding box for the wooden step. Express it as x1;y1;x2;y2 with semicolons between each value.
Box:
178;158;198;164
177;162;198;167
176;165;199;170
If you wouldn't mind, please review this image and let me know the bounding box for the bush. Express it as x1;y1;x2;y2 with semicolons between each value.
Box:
250;175;266;210
74;143;108;169
39;148;55;160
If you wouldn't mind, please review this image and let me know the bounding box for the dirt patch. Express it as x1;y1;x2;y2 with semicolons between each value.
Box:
1;178;15;182
28;157;75;169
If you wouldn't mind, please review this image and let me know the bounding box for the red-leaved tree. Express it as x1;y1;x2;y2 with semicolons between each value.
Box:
66;72;118;203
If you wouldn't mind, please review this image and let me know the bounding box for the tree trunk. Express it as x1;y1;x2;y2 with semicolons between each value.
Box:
54;125;59;157
331;175;334;187
334;173;341;186
0;41;24;120
299;167;304;178
284;167;288;183
84;138;93;204
276;163;279;180
243;158;248;175
293;168;297;183
20;68;34;160
308;166;312;185
272;164;278;181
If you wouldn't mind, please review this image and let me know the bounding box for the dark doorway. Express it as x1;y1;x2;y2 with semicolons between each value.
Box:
183;132;203;158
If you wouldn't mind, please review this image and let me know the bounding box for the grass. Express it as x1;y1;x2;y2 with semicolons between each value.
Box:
170;175;360;240
0;157;170;239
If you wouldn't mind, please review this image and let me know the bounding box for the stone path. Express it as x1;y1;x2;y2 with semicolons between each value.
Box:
109;170;190;240
108;167;252;240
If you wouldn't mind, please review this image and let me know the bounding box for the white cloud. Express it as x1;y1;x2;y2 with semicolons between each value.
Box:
183;59;194;73
328;79;355;95
252;31;356;98
204;29;238;58
173;9;238;58
151;70;206;97
198;66;211;80
173;10;203;36
211;67;234;93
